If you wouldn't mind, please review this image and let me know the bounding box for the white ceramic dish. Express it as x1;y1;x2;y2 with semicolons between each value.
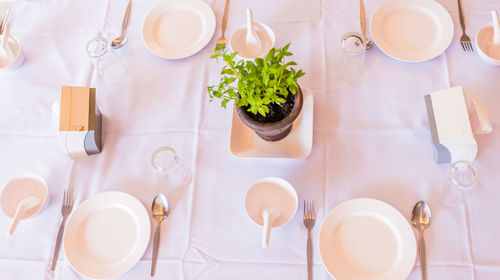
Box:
319;198;416;280
63;191;150;279
142;0;216;60
370;0;454;62
230;87;314;159
476;24;500;65
0;35;24;71
0;173;48;219
229;23;275;59
245;177;298;247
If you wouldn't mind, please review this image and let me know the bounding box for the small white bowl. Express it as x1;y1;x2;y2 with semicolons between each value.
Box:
476;24;500;66
230;23;275;59
244;177;298;247
0;173;49;220
0;35;24;72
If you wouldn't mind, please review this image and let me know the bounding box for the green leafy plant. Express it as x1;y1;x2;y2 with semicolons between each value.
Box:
207;43;305;117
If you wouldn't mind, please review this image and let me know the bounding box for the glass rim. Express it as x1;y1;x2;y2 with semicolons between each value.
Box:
449;160;478;190
340;32;366;55
86;36;109;58
151;146;180;172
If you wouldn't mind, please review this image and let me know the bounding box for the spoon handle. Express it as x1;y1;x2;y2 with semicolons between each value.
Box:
8;203;25;236
360;0;366;37
419;230;428;280
120;0;132;37
151;222;161;276
493;10;500;45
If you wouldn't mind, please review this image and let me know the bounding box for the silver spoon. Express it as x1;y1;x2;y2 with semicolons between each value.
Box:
411;201;431;280
359;0;373;50
151;193;170;276
111;0;132;49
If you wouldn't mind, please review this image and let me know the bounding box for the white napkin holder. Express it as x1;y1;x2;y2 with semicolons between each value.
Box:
424;86;492;164
58;86;102;158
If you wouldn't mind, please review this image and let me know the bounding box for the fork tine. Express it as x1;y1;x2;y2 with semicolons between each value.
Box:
62;190;66;207
306;200;310;219
312;201;315;217
69;189;73;207
461;43;466;51
468;42;473;52
65;189;69;207
303;200;306;218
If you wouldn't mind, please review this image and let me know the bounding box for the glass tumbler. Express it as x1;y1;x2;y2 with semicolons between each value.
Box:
151;146;192;191
85;35;126;81
434;160;479;208
337;32;366;83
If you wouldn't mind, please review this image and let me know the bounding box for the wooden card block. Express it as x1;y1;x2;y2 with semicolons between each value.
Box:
59;86;93;132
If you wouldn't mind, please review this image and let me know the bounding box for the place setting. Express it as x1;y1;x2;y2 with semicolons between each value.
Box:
241;176;434;280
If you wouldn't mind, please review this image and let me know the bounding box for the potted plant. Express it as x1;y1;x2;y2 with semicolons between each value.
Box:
207;44;305;141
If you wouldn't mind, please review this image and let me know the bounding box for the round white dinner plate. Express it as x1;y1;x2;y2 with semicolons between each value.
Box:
370;0;454;62
63;191;151;279
142;0;216;59
319;198;416;280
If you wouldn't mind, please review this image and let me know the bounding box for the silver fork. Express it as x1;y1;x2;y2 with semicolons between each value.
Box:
303;200;316;280
457;0;473;51
215;0;230;50
51;189;74;271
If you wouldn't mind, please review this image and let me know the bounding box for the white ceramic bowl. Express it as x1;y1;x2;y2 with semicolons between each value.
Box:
244;177;298;228
0;173;49;220
229;23;275;59
476;24;500;66
0;35;24;71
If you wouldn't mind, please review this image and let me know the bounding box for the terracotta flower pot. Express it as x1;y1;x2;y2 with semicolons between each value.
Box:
236;86;303;142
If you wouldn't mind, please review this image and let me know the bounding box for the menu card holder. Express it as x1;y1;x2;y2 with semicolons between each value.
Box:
424;86;492;164
58;86;102;158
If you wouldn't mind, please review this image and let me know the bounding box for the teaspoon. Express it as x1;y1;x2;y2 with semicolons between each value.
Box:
151;193;170;276
111;0;132;49
411;200;431;280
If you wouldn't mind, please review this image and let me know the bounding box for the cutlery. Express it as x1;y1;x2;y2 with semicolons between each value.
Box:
1;22;11;58
303;200;316;280
111;0;132;49
8;196;40;236
245;9;262;57
457;0;473;51
151;193;170;276
411;201;431;280
51;189;74;271
215;0;230;50
360;0;373;50
0;7;11;35
493;10;500;45
261;207;280;248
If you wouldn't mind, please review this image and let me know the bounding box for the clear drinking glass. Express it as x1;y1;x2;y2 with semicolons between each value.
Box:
337;32;366;83
85;35;126;81
434;160;479;208
86;35;108;60
151;146;192;192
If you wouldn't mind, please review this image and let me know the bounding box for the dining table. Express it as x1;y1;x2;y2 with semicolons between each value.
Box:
0;0;499;279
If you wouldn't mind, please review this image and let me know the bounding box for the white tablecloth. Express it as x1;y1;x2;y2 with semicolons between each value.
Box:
0;0;499;279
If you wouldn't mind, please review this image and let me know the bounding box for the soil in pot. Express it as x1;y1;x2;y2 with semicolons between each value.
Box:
244;92;296;123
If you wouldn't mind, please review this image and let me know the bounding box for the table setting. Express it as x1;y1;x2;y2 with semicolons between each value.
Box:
0;0;500;279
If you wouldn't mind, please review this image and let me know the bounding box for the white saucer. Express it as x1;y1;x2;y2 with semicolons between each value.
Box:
142;0;216;59
63;191;150;279
230;88;314;159
319;198;416;280
370;0;454;62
